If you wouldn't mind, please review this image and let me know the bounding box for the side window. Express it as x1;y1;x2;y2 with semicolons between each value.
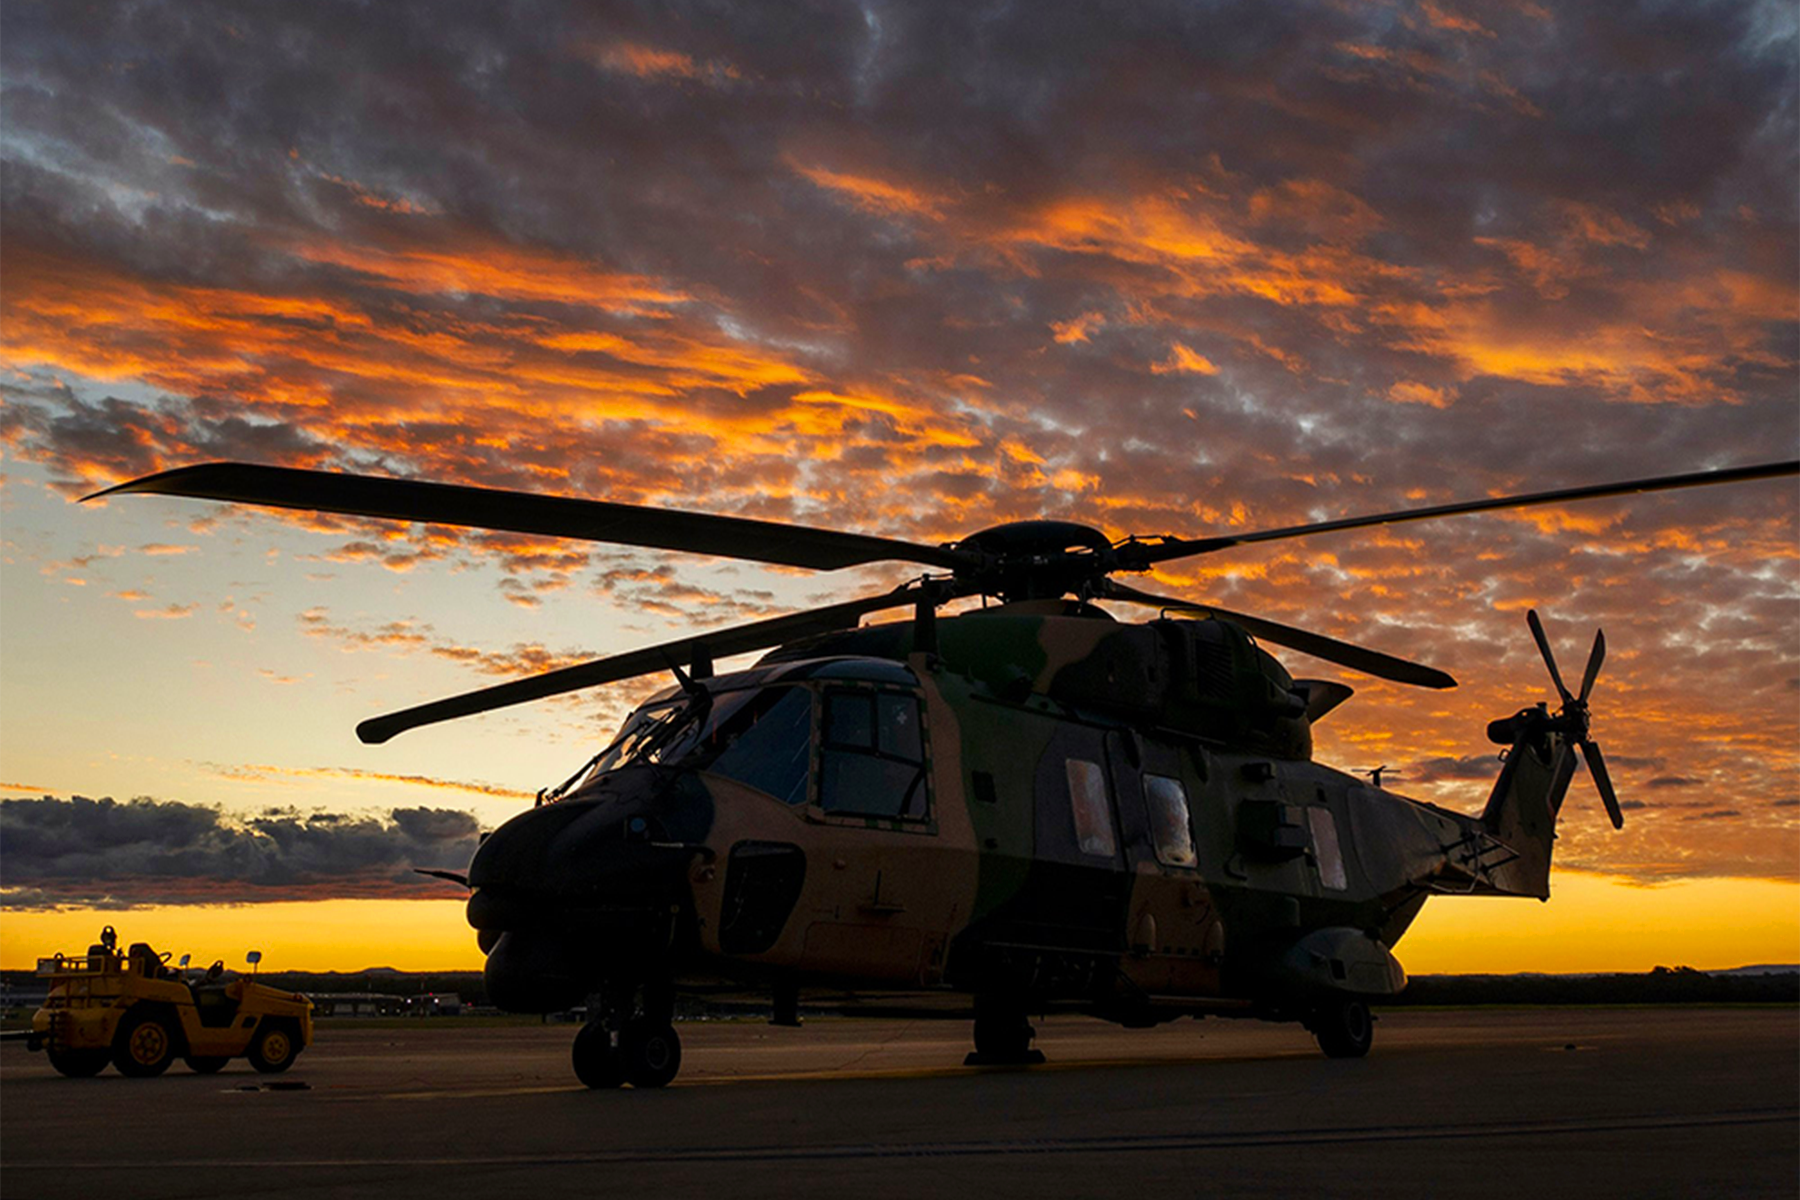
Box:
819;690;928;820
1143;774;1197;868
704;687;813;806
1065;759;1116;857
1308;807;1347;890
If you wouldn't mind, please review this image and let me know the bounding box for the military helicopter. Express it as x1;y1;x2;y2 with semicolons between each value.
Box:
90;458;1797;1088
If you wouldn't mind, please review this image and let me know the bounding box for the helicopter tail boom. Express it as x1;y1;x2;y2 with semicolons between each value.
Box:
1475;720;1582;898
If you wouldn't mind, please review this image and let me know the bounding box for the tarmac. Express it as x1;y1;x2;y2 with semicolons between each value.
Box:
2;1007;1794;1199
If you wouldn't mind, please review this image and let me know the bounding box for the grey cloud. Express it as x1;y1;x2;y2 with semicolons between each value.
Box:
0;2;1793;884
0;795;481;908
1410;754;1499;782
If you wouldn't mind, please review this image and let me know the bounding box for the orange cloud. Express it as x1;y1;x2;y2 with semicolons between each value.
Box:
791;162;948;222
1151;343;1220;375
589;41;740;85
209;762;534;801
1386;380;1456;408
1051;311;1107;344
290;230;688;311
134;603;199;620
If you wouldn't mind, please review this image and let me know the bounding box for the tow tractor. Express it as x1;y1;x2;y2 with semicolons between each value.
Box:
26;927;313;1078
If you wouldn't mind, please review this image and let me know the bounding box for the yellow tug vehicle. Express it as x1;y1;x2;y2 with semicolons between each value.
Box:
27;927;313;1078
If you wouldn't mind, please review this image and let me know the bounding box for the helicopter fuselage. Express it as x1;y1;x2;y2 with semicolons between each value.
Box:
471;607;1540;1026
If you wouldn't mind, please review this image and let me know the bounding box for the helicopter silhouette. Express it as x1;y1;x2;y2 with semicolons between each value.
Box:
90;457;1797;1087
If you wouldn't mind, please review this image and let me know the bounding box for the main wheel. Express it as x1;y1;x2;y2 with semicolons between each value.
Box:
572;1021;624;1089
47;1046;110;1078
113;1009;177;1077
619;1020;681;1089
185;1056;230;1074
972;1015;1036;1061
247;1022;300;1073
1311;997;1373;1058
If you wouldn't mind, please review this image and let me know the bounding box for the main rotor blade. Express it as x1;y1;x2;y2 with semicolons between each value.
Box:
86;462;970;573
1135;461;1800;565
1526;609;1573;703
1578;628;1606;703
1581;740;1624;830
355;584;930;744
1097;580;1456;689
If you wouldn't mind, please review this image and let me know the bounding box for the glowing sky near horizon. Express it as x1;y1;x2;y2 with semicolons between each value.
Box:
1;0;1795;971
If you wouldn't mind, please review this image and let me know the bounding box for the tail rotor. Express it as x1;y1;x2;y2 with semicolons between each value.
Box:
1525;609;1624;830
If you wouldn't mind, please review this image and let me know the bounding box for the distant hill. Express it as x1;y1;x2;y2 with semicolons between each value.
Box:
1392;965;1797;1007
5;965;1794;1012
1710;964;1800;977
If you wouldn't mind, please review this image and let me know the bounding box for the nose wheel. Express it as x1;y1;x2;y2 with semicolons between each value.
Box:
573;980;683;1089
964;995;1046;1066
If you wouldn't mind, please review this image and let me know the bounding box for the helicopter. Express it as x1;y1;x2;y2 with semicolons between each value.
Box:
89;457;1797;1088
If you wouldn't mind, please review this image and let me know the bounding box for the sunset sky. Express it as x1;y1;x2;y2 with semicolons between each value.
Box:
2;1;1796;974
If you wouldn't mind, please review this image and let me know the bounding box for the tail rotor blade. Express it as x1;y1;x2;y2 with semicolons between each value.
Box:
1578;628;1606;703
1526;609;1572;703
1581;740;1624;829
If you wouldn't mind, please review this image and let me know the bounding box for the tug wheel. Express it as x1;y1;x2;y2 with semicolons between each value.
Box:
248;1022;300;1073
113;1009;177;1077
1310;997;1374;1058
572;1021;624;1089
47;1046;110;1078
619;1019;681;1089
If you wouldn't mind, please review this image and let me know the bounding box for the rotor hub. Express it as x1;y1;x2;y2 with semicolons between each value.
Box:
950;520;1114;601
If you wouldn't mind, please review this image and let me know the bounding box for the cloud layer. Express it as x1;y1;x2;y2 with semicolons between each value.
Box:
1;1;1795;891
0;795;481;908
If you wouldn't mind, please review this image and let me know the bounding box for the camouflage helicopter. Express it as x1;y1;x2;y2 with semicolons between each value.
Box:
91;458;1797;1088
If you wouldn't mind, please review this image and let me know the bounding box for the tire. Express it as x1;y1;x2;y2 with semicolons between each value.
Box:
1311;997;1373;1058
247;1022;300;1074
113;1009;178;1077
619;1020;681;1089
47;1046;110;1078
571;1021;624;1089
185;1056;230;1074
972;1015;1035;1061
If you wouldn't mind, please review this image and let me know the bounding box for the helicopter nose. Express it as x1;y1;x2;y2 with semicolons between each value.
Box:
467;788;701;926
465;773;713;1012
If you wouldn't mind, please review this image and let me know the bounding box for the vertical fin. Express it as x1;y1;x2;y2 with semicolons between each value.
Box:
1479;729;1579;899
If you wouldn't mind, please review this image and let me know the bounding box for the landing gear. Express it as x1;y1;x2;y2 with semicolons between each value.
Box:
964;995;1045;1066
574;979;682;1089
619;1019;682;1088
1308;996;1373;1058
571;1021;624;1088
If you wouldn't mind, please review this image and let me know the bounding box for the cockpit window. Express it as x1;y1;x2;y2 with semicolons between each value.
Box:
702;687;813;805
580;688;757;782
819;689;927;820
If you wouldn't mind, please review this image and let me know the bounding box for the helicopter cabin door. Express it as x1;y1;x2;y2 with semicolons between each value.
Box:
1110;732;1220;998
794;682;948;985
975;719;1130;996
